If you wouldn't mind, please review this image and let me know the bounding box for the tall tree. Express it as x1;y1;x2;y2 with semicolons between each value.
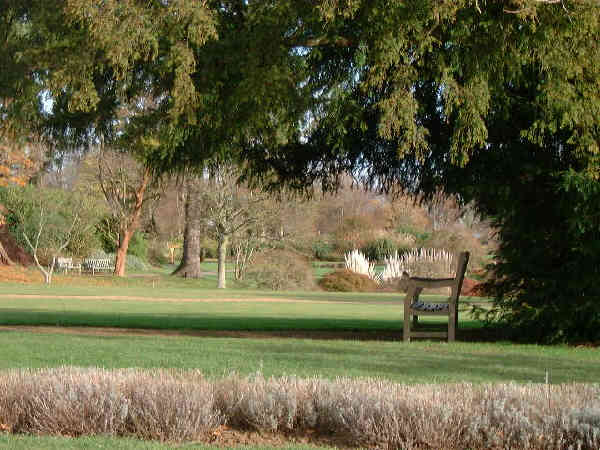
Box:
96;149;158;277
172;176;204;278
246;1;600;341
200;164;269;289
1;0;217;197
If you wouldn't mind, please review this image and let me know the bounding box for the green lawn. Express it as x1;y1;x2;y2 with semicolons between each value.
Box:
0;279;486;304
0;281;598;449
0;284;594;384
0;295;485;331
0;435;330;450
0;328;597;383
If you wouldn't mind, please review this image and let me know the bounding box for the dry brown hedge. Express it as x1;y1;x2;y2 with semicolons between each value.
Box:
0;368;599;449
319;269;379;292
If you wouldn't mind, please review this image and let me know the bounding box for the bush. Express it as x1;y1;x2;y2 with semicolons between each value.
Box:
97;217;148;260
245;249;315;291
361;238;398;262
312;239;333;260
1;368;599;449
454;143;600;343
127;232;148;260
66;230;101;259
396;225;431;247
319;269;379;292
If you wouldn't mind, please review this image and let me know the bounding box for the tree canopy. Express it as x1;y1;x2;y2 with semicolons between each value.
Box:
1;0;599;341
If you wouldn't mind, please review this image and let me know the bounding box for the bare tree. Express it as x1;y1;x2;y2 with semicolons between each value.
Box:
201;165;269;289
425;190;462;232
96;149;158;276
0;185;102;283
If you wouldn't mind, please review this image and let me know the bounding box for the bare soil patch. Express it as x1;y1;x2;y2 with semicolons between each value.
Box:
204;425;355;449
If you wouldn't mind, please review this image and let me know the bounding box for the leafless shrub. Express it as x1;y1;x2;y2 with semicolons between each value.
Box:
245;249;315;291
120;370;221;441
0;368;599;449
0;368;221;442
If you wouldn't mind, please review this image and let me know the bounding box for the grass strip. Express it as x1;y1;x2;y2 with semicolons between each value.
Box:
0;331;597;383
0;435;330;450
0;296;484;332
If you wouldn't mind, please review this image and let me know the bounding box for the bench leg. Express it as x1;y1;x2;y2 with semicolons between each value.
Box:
403;288;414;342
448;310;456;342
404;313;411;342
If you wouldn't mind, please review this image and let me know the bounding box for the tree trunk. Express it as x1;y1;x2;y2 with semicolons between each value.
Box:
32;253;53;284
217;234;229;289
173;178;202;278
43;270;52;284
113;167;151;277
0;241;13;265
114;225;135;276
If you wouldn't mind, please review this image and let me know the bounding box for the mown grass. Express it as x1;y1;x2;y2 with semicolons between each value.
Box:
0;434;329;450
0;279;487;305
0;283;595;384
0;330;597;383
0;273;599;448
0;295;485;331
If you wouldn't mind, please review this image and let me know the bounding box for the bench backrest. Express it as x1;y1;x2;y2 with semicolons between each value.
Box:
450;251;470;304
55;257;73;269
82;258;113;269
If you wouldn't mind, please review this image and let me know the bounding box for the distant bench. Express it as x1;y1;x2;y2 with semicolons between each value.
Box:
54;257;77;273
82;258;114;275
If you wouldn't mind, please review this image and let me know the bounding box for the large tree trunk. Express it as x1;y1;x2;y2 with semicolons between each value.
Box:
173;178;202;278
113;167;151;277
217;234;229;289
114;225;135;276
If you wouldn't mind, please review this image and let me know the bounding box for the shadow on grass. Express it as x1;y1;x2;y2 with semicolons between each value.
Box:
0;308;506;342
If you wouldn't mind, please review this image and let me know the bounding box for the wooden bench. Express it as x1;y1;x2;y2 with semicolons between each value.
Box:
54;257;74;273
403;251;470;342
54;257;82;274
82;258;114;275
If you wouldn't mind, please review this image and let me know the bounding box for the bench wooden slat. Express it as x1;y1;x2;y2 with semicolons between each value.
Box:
82;258;115;274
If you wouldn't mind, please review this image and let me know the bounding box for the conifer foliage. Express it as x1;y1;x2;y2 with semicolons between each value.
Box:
1;1;599;340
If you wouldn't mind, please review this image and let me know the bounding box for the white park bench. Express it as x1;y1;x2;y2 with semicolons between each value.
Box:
53;257;81;273
82;258;115;275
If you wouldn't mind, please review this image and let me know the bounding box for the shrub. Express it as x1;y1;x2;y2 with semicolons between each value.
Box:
127;232;148;260
319;269;379;292
245;249;315;291
97;218;148;260
1;368;599;449
66;230;101;259
344;249;377;280
396;225;431;247
312;239;333;261
361;237;397;262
